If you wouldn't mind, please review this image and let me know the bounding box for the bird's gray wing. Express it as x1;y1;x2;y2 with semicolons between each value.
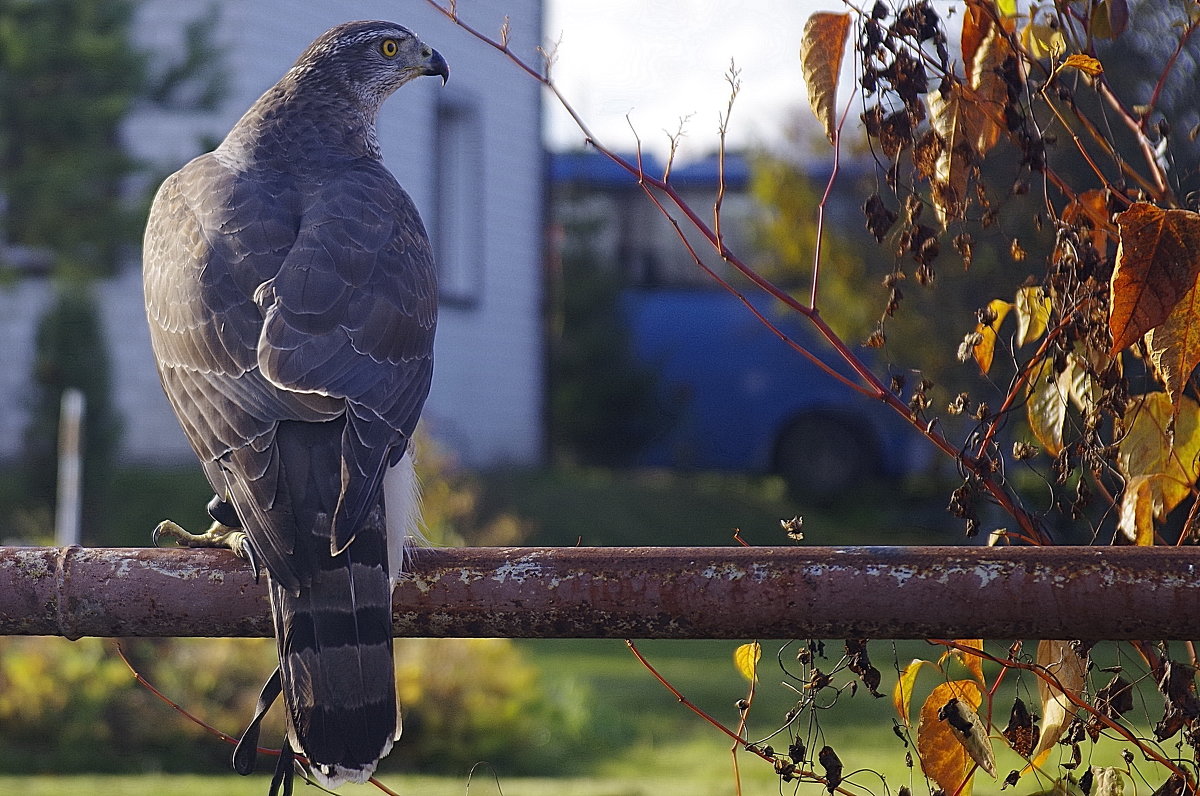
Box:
143;152;345;588
255;159;437;554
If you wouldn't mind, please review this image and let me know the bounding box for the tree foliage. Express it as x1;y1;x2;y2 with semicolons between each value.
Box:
433;0;1200;792
0;0;226;276
776;0;1200;791
0;0;145;275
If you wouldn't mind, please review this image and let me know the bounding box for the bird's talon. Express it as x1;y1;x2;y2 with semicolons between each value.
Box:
152;519;197;548
151;520;254;566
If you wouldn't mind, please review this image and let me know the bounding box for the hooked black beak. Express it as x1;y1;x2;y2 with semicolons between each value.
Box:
424;49;449;85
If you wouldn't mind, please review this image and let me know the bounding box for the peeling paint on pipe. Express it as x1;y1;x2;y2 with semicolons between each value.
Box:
0;545;1196;639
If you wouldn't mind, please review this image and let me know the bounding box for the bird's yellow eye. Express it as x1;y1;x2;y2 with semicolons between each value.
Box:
380;38;398;58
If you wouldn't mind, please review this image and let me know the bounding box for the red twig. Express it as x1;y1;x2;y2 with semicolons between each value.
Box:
421;1;1048;545
624;640;856;794
113;642;403;796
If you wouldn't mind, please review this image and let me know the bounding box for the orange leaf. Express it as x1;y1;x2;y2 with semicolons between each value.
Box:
1109;203;1200;355
960;1;992;87
1061;189;1114;254
974;298;1013;375
917;680;984;796
1061;53;1104;76
962;1;1010;155
800;13;850;144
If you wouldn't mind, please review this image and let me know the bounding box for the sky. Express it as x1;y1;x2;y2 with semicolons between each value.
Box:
543;0;832;160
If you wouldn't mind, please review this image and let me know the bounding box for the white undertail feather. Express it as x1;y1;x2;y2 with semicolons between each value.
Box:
383;447;424;589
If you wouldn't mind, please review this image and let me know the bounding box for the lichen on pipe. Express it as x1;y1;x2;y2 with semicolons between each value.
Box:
0;545;1198;640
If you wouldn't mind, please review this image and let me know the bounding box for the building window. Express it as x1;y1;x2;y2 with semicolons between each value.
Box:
433;96;484;306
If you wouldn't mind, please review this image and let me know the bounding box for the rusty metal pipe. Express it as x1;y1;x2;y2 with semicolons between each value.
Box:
0;545;1196;640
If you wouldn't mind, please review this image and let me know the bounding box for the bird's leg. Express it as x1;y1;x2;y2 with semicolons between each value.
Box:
152;519;262;579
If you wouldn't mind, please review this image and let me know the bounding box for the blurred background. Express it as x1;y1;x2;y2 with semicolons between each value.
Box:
6;0;1191;792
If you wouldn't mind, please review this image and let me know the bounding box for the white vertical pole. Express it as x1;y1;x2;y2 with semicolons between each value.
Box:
55;388;85;547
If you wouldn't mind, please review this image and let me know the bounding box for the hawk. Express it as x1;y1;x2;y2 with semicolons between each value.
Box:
142;21;447;790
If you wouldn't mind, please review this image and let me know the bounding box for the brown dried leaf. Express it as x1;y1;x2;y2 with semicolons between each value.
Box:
800;13;851;144
1109;203;1200;355
1095;674;1134;720
930;84;984;227
1002;697;1040;758
918;680;984;796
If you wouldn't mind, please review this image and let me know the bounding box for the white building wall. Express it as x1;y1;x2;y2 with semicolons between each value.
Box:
0;1;545;468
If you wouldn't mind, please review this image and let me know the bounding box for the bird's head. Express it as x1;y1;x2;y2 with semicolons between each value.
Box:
289;21;449;112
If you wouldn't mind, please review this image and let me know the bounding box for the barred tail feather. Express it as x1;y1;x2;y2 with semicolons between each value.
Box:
269;504;398;788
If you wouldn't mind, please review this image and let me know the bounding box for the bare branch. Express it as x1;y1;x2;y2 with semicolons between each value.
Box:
714;60;741;260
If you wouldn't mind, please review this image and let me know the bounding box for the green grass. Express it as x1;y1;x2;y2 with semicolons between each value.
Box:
0;465;1172;793
0;770;781;796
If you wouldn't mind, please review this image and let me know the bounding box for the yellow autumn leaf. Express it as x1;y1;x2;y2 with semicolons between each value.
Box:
1026;357;1066;456
1023;22;1065;59
1146;271;1200;410
1015;287;1052;347
974;299;1014;375
894;658;935;726
1028;641;1087;771
1061;53;1103;76
1118;474;1159;546
1116;392;1200;542
734;642;761;682
1026;351;1095;457
799;13;850;145
940;640;986;685
917;680;984;796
